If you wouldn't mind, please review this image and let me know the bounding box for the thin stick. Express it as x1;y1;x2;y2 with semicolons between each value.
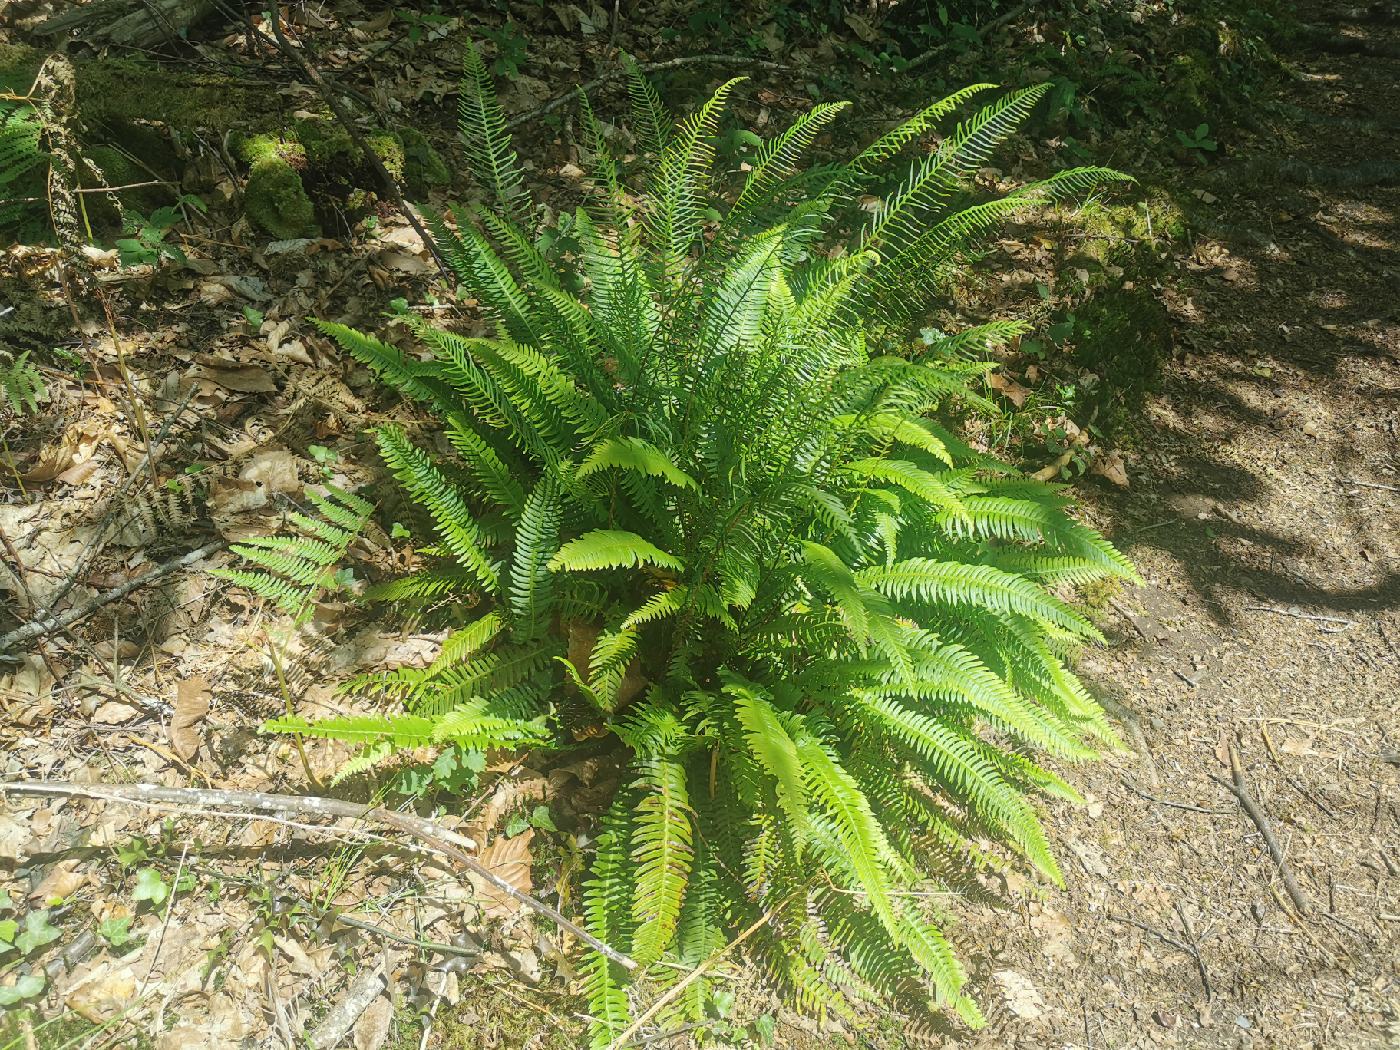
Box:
0;780;635;971
142;842;188;987
1214;746;1310;915
605;898;788;1049
1107;912;1212;1001
334;912;477;958
1344;478;1400;492
1120;778;1229;815
1244;606;1353;626
0;539;230;656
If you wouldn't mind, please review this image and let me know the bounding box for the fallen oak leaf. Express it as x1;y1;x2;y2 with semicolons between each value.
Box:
1090;449;1130;487
169;676;211;761
985;371;1030;407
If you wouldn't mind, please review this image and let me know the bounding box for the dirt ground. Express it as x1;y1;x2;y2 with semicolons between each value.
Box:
0;0;1396;1047
950;5;1400;1046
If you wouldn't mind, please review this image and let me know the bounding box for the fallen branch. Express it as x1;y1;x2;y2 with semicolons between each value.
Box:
1244;605;1353;626
1213;746;1310;915
0;539;229;657
0;780;636;971
310;964;388;1050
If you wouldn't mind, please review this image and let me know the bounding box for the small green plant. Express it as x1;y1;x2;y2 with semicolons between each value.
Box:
482;21;528;76
212;484;375;624
0;893;60;1006
97;916;136;950
1175;122;1218;156
115;195;205;267
284;48;1135;1041
0;350;46;415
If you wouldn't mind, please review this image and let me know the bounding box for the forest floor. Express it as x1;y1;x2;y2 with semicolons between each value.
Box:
0;0;1396;1047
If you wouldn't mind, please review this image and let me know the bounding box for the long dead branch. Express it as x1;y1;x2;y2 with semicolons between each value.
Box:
0;539;229;658
0;779;636;971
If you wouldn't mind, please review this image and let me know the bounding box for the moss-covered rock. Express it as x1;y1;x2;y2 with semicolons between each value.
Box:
236;134;318;240
400;128;449;191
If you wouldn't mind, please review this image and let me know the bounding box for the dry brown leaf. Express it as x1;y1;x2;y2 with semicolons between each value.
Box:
469;830;533;919
985;371;1030;407
1091;449;1130;487
30;859;87;904
170;676;211;761
91;701;141;725
187;357;278;394
18;422;127;484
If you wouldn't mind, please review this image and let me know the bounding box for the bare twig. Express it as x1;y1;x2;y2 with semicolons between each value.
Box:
1344;477;1400;492
1108;912;1212;1000
334;912;477;958
0;780;635;971
1120;778;1229;815
506;53;797;131
1214;746;1311;915
0;539;229;657
606;898;789;1049
1244;605;1354;626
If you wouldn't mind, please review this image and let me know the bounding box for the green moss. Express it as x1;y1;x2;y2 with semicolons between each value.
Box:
236;135;318;239
367;132;405;181
296;119;355;168
401;128;449;190
78;59;264;132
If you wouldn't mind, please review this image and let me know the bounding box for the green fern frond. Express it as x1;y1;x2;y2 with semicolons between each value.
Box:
550;529;683;573
212;483;373;623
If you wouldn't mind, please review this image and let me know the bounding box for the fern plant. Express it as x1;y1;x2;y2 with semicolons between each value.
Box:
0;350;46;416
213;483;375;625
0;97;48;236
296;49;1136;1040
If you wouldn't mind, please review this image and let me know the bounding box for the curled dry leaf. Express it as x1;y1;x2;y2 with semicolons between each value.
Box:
170;676;211;761
16;421;128;485
986;371;1030;407
187;355;278;394
1091;449;1130;487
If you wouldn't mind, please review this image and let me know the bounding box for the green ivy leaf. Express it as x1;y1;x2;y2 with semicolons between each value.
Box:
0;972;45;1005
504;814;529;838
529;805;557;833
132;868;169;907
15;910;60;955
0;918;17;951
98;916;134;949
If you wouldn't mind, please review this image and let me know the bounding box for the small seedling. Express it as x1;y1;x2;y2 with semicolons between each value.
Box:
1175;122;1218;156
132;867;169;907
116;195;206;268
98;916;135;949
